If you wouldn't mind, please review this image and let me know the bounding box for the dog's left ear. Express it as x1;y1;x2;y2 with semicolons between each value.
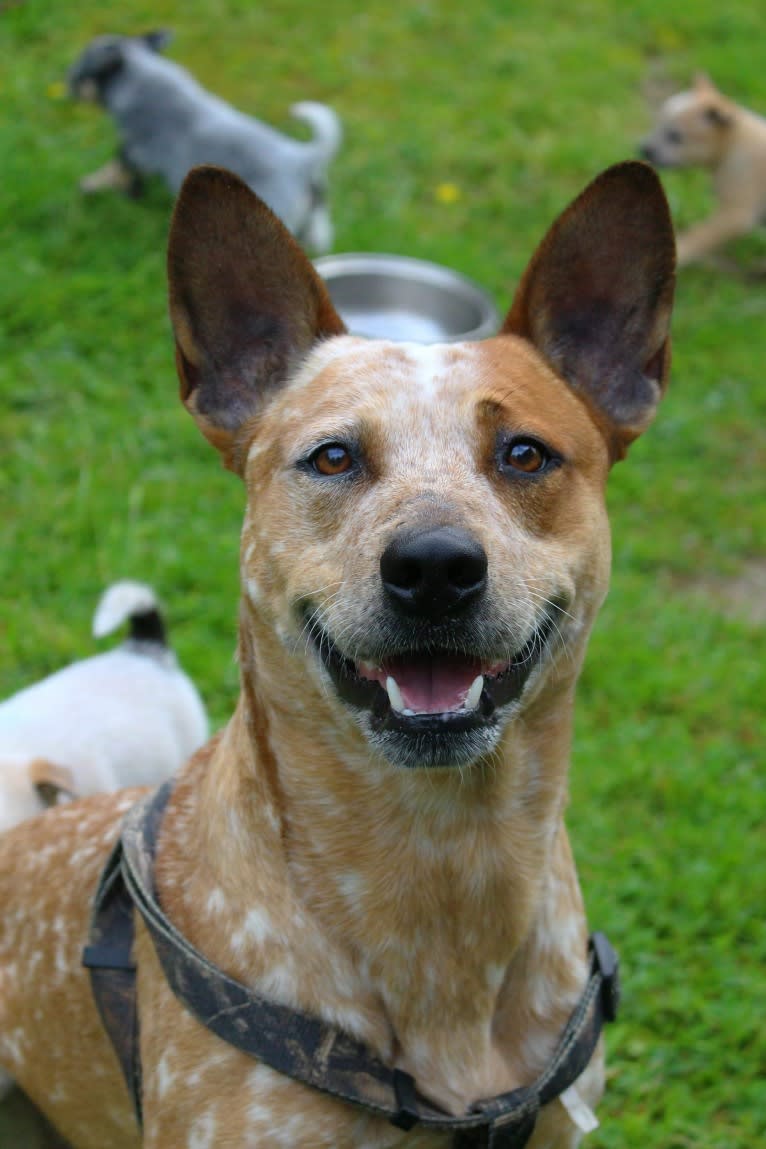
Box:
503;161;676;461
168;166;346;472
142;29;173;53
693;71;717;94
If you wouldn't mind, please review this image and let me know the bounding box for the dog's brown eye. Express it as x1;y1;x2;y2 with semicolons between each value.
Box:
311;444;353;476
504;440;547;473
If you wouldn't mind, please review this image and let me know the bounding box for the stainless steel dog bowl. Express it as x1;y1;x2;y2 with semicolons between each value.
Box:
314;253;500;343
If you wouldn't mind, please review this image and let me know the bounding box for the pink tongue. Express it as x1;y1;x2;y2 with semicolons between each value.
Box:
369;655;481;714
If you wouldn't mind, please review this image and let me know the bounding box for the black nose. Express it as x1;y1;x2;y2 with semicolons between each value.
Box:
380;526;488;619
639;143;656;163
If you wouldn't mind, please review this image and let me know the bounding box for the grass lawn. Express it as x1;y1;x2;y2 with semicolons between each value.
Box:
1;1;764;1145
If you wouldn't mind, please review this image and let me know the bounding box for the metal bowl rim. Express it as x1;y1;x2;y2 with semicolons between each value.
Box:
313;252;500;341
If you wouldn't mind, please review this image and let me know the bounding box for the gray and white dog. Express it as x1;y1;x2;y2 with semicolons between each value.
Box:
69;30;342;252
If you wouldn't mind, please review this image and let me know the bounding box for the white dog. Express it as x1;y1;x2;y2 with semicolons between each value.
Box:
0;580;208;832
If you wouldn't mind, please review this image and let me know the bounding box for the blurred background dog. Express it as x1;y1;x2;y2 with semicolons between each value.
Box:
640;73;766;265
0;580;208;832
68;30;342;252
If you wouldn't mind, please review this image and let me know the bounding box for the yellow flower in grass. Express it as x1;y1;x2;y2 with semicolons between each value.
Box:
435;182;461;205
47;81;66;101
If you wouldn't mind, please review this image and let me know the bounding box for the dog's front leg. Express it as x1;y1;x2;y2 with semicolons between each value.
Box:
676;204;759;265
80;154;143;197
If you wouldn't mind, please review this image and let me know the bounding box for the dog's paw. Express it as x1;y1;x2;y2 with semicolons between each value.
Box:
79;159;136;195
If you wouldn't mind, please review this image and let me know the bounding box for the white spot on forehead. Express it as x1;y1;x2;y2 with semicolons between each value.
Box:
372;341;478;424
397;341;464;402
289;335;474;398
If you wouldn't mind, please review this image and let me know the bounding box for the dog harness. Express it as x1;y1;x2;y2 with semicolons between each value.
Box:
83;782;620;1149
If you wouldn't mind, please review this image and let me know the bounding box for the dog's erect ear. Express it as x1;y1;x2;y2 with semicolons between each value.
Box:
28;759;77;807
704;104;733;129
693;74;732;129
142;29;173;53
693;71;717;94
168;166;346;471
503;162;675;461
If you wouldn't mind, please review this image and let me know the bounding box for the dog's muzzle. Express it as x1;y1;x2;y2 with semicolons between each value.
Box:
304;526;561;768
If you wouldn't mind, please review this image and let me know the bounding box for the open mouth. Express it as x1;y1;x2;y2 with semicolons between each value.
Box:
305;610;557;743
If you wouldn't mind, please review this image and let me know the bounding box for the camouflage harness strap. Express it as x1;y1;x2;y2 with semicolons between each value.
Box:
83;783;620;1148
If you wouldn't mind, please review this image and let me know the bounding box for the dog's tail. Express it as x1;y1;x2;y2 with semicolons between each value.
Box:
92;580;168;647
290;101;343;167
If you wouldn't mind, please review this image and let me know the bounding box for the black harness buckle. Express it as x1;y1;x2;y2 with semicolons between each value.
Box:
590;930;620;1023
391;1069;420;1130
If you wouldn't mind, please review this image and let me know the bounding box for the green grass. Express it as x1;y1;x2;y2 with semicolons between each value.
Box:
1;1;764;1145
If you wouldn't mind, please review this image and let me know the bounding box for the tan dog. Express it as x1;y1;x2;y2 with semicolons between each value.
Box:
0;161;675;1148
640;73;766;266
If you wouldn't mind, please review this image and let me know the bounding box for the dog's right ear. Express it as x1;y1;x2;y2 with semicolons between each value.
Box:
168;166;346;472
142;29;173;54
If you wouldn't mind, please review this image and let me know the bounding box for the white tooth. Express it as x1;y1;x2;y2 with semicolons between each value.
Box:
463;675;484;711
386;676;405;712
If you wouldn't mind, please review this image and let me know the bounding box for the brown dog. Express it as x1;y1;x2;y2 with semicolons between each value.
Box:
640;73;766;266
0;161;675;1148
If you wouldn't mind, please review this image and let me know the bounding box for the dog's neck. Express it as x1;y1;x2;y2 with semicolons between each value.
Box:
161;601;590;1114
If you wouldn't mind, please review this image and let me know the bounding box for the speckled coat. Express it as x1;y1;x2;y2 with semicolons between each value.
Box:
0;160;675;1148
